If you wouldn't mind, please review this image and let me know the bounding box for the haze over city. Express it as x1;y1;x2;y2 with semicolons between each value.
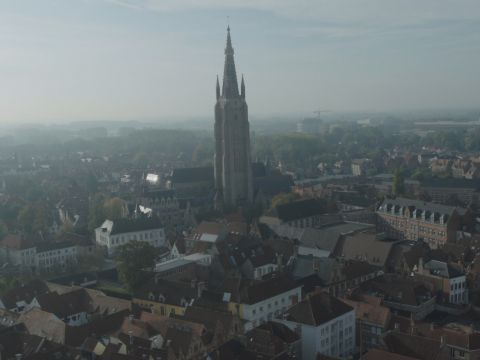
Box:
1;0;480;124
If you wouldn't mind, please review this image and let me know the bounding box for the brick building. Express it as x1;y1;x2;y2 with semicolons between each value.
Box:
376;197;467;249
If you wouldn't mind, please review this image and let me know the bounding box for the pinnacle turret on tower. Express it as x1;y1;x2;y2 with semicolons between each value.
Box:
241;74;245;99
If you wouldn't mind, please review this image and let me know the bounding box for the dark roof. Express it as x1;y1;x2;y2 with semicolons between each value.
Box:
56;232;93;246
220;274;299;305
243;275;299;304
285;292;353;326
422;178;480;190
254;175;294;196
36;240;76;253
142;189;176;200
378;197;467;217
274;198;337;222
65;309;130;347
133;278;197;306
343;260;381;280
49;272;98;286
110;216;163;235
256;321;300;344
171;166;214;183
34;289;90;318
181;306;236;334
383;332;449;360
0;279;50;310
251;162;267;177
362;348;420;360
423;260;465;279
361;276;434;307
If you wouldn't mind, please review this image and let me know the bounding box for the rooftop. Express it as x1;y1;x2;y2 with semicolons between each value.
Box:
285;291;353;326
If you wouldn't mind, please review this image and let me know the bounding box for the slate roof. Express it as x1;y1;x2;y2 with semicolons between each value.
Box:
272;221;372;254
254;175;294;196
34;289;91;318
36;240;76;253
133;277;198;307
334;229;397;267
423;260;465;279
362;348;420;360
181;306;236;335
378;197;467;217
242;275;299;305
383;332;450;360
0;279;50;310
171;166;214;183
106;216;163;235
273;198;337;222
422;178;480;190
221;274;299;305
285;291;353;326
361;276;434;307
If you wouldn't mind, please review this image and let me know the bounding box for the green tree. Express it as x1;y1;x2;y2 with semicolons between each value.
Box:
115;241;158;291
103;197;125;221
393;168;406;196
17;205;35;233
270;192;299;209
0;277;19;294
88;193;106;232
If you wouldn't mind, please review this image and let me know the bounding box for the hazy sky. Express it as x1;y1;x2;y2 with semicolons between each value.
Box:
1;0;480;123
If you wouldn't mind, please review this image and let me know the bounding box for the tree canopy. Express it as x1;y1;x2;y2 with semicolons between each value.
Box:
115;241;159;291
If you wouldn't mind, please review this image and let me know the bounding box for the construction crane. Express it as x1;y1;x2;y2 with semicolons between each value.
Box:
313;110;331;119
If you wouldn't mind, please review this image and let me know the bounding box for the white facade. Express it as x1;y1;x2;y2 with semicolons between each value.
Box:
282;309;356;360
253;263;278;280
95;220;166;256
36;245;78;271
0;243;87;272
449;275;468;304
242;286;302;331
0;245;36;268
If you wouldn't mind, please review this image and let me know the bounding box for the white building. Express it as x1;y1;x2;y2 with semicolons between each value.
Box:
95;218;166;256
418;259;468;305
35;242;79;272
280;292;355;359
226;275;302;332
0;234;36;268
0;234;96;273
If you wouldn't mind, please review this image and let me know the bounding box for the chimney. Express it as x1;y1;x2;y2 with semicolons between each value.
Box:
419;257;424;273
394;323;400;330
197;281;206;298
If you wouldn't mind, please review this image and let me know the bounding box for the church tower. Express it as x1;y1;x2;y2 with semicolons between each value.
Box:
214;27;253;208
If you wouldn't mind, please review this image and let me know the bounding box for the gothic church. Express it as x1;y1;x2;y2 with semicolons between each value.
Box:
214;27;253;208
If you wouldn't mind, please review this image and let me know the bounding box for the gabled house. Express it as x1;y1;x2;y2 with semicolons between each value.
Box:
280;291;356;360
